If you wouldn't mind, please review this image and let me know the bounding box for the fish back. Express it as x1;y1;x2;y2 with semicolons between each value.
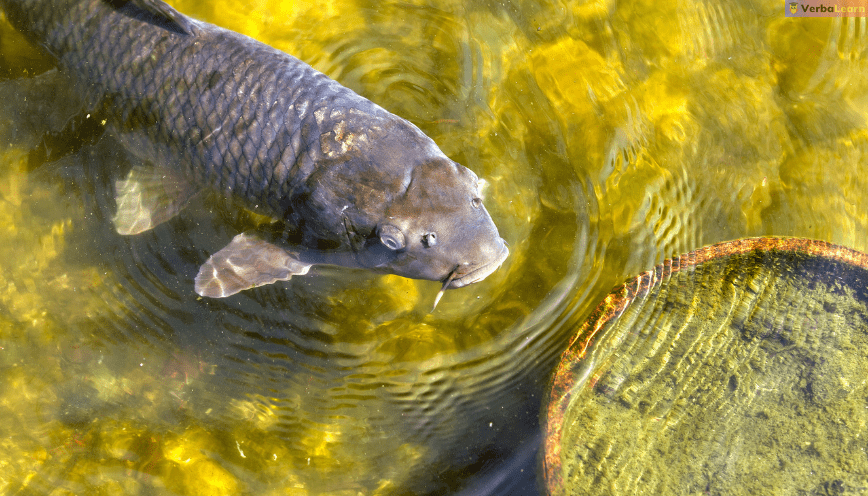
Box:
1;0;384;217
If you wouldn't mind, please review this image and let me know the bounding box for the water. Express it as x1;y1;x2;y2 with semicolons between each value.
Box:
546;239;868;494
0;0;866;494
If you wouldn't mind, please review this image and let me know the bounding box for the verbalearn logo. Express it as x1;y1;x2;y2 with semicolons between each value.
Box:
799;3;866;12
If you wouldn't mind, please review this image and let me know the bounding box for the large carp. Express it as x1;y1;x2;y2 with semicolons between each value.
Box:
0;0;509;302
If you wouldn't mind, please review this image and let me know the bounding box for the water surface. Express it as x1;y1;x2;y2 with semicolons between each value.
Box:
0;0;865;494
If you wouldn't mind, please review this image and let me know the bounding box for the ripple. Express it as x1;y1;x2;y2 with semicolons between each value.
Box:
545;239;868;495
4;0;866;493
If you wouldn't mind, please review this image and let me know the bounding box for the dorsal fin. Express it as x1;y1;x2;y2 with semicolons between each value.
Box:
104;0;193;35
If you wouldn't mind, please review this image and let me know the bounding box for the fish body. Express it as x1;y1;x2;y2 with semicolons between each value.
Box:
0;0;508;299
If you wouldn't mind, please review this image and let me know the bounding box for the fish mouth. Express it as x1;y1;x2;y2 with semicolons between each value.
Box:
446;242;510;289
430;242;509;311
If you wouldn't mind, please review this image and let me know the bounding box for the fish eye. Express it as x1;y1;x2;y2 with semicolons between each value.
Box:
471;198;482;209
378;224;405;250
422;232;437;247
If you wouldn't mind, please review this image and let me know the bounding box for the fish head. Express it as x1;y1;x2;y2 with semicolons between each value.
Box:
373;157;509;289
307;110;508;289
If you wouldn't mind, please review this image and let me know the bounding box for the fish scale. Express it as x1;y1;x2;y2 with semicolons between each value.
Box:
0;0;509;300
2;0;365;213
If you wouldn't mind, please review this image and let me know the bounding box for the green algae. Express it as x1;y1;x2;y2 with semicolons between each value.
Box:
549;242;868;495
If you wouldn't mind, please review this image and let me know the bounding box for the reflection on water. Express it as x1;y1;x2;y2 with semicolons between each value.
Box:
0;0;866;494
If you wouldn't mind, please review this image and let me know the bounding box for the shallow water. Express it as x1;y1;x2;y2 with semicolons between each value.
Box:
0;0;866;494
546;239;868;495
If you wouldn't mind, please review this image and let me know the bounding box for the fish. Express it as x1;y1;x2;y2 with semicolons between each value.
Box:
0;0;509;303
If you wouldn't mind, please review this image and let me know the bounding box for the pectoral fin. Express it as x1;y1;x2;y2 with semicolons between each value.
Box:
112;164;199;235
195;232;313;298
